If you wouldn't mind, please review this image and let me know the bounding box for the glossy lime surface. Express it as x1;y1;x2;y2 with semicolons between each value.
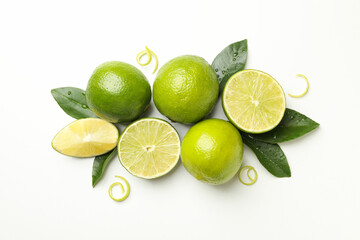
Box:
181;119;243;185
86;61;151;123
153;55;219;124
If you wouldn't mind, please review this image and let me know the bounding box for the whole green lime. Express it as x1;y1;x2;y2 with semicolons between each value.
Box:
153;55;219;124
181;119;243;185
86;61;151;123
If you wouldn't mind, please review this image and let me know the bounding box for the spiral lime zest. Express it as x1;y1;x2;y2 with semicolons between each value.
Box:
238;166;257;185
108;175;130;202
136;46;158;74
288;74;309;98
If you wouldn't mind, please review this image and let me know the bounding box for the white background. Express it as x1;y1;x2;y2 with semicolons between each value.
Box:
1;0;359;239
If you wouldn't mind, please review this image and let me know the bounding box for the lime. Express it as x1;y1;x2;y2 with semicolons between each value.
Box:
223;69;286;133
86;61;151;123
52;118;119;157
153;55;219;124
118;118;180;179
181;119;243;185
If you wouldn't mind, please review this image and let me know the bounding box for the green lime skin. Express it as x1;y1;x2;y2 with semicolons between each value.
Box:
181;119;243;185
86;61;151;123
153;55;219;124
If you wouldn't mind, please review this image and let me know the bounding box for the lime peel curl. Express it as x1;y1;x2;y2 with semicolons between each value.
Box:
136;46;158;74
288;74;309;98
239;166;257;185
108;175;130;202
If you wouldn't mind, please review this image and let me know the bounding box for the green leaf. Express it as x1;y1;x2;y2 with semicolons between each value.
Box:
211;39;248;91
51;87;97;119
250;108;320;143
241;132;291;178
92;148;117;187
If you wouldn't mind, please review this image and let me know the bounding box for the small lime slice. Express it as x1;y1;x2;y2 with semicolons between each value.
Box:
52;118;119;157
223;70;286;133
118;118;180;179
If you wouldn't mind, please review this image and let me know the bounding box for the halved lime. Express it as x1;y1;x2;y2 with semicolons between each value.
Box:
118;118;180;179
223;70;286;133
52;118;119;157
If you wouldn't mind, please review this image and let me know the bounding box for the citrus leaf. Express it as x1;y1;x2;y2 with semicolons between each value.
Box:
211;39;247;91
241;132;291;178
92;148;117;187
249;108;320;143
51;87;97;119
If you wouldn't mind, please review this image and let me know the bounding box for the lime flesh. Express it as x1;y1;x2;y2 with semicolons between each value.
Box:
118;118;180;179
52;118;119;157
223;69;286;133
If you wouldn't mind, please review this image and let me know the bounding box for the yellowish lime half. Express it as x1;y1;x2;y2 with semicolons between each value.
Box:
52;118;119;157
118;118;180;179
223;70;286;133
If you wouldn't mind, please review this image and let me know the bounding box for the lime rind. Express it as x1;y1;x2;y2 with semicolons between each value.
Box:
288;74;309;98
153;55;219;124
118;118;180;179
180;119;244;185
238;165;257;185
222;69;286;134
136;46;159;74
108;175;130;202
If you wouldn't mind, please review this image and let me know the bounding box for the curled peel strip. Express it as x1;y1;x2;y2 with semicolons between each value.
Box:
239;166;258;185
288;74;309;98
136;46;158;74
108;175;130;202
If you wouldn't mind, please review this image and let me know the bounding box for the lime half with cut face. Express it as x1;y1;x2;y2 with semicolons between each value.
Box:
223;69;286;133
118;118;180;179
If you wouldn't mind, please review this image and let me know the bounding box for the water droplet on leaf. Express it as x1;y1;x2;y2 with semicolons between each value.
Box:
81;104;88;109
67;91;71;95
